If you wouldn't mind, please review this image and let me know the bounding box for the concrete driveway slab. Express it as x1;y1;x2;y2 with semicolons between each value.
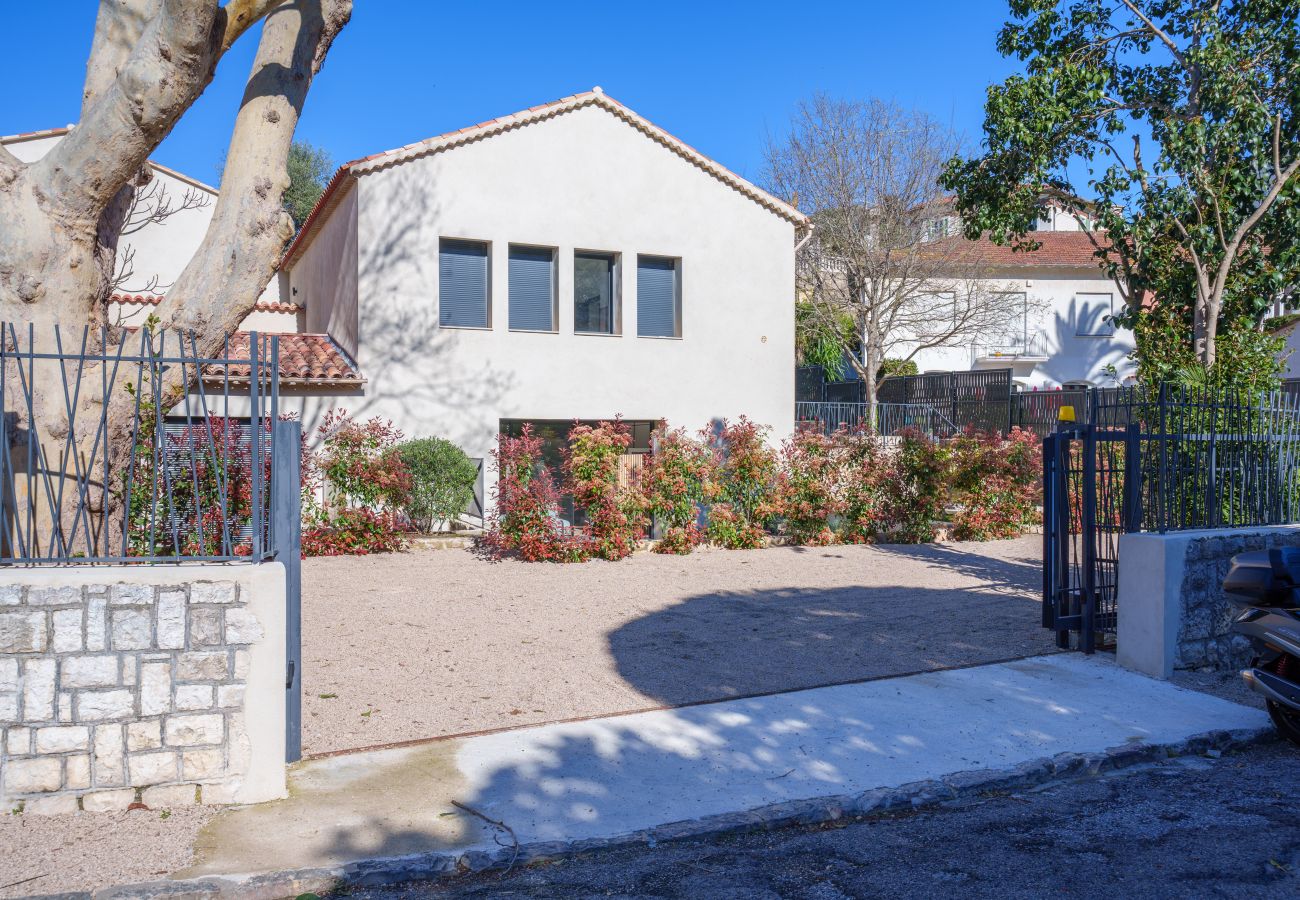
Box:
183;654;1268;882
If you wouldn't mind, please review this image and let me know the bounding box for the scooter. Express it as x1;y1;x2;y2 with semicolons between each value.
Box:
1223;547;1300;745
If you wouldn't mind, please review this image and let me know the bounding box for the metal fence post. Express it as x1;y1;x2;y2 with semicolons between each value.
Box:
1123;422;1142;533
272;418;302;764
1041;433;1057;631
1080;423;1098;654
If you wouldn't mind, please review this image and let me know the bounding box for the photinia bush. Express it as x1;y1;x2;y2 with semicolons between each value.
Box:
881;427;949;543
949;427;1041;540
314;409;412;510
301;508;410;556
655;523;706;555
707;417;778;547
483;424;595;562
564;419;644;561
705;501;766;549
776;427;843;545
301;409;412;556
835;427;890;544
123;408;267;558
640;424;717;554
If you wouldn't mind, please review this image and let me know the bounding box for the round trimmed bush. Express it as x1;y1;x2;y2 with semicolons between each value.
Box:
397;437;478;533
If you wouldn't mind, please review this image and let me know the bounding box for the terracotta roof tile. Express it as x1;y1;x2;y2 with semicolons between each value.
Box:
217;332;362;384
925;231;1116;269
109;293;303;315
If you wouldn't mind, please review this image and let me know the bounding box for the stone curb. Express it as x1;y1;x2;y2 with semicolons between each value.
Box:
35;725;1276;900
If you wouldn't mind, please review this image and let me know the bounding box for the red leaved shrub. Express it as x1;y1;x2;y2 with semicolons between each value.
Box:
949;427;1041;540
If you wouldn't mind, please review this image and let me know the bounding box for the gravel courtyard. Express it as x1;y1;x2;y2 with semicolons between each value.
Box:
300;536;1051;756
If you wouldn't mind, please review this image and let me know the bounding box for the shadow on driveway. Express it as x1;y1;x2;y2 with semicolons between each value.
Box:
607;561;1054;708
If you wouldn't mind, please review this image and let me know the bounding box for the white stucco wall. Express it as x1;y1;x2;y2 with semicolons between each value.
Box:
910;269;1136;388
290;103;797;493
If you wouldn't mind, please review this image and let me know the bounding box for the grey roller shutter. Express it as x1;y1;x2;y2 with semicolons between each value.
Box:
508;246;555;331
637;256;677;337
439;239;489;328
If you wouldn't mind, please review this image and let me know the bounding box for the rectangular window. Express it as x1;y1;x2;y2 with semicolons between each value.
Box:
574;251;618;334
1075;292;1115;336
438;239;490;328
637;255;680;338
508;245;556;332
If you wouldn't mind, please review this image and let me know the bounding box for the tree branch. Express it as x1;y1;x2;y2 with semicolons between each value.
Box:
82;0;160;117
220;0;282;54
1117;0;1186;69
38;0;222;219
161;0;352;347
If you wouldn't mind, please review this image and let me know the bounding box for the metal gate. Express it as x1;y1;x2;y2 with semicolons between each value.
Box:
1042;423;1141;653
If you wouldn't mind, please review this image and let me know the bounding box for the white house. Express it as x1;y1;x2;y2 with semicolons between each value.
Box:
909;203;1136;389
0;126;361;397
279;89;807;505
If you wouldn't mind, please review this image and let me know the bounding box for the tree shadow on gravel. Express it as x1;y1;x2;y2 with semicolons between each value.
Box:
865;541;1042;596
607;579;1053;709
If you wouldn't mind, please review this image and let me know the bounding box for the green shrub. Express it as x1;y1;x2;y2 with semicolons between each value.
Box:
397;437;478;533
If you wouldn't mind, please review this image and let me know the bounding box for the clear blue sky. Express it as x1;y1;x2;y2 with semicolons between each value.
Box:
0;1;1019;187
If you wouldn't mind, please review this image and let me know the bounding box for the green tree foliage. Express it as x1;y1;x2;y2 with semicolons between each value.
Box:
397;437;479;533
796;300;856;373
283;141;334;228
941;0;1300;376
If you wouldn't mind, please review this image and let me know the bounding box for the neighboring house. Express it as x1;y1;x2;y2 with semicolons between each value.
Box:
907;201;1136;389
278;88;807;508
0;126;360;404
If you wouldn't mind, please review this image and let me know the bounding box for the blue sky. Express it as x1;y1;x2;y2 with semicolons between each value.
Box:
0;1;1019;188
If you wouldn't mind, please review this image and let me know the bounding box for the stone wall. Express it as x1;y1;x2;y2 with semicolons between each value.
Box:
0;564;286;815
1176;530;1300;669
1117;525;1300;679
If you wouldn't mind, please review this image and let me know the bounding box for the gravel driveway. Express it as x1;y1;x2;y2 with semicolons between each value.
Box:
301;536;1050;756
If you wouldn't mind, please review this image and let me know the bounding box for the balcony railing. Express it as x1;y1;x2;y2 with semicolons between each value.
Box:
972;332;1048;363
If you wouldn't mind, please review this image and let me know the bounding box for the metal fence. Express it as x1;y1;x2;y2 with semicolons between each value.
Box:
0;324;295;564
1043;385;1300;653
795;401;961;437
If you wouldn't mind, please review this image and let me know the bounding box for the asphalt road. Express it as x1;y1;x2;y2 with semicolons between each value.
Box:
340;739;1300;900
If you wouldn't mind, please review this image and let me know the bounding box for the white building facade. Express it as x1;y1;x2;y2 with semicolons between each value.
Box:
910;211;1137;389
281;90;806;503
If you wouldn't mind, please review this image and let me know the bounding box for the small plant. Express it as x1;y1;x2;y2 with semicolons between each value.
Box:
397;437;478;533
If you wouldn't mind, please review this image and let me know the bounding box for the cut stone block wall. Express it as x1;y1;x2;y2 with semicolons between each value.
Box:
0;563;286;815
1117;526;1300;679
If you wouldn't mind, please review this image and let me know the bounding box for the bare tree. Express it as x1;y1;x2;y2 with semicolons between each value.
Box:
0;0;350;543
766;96;1027;414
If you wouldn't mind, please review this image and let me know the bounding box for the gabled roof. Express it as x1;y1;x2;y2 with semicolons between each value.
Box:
281;89;809;269
0;126;219;195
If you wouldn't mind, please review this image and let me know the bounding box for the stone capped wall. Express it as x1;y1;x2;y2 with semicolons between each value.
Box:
0;565;285;815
